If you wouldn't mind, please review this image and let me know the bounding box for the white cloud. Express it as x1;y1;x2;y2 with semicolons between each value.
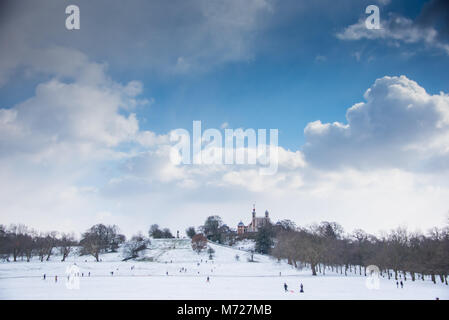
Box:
337;15;449;55
303;75;449;171
0;48;153;167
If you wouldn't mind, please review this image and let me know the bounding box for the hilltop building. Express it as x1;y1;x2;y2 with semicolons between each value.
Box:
237;205;270;235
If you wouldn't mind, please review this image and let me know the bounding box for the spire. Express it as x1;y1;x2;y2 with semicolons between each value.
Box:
252;204;256;218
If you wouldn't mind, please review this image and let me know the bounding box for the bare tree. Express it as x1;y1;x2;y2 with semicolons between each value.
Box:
59;233;77;262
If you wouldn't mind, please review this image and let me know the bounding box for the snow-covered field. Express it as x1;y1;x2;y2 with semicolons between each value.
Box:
0;239;447;300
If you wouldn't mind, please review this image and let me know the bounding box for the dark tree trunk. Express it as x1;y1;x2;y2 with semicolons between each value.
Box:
311;263;317;276
46;249;52;261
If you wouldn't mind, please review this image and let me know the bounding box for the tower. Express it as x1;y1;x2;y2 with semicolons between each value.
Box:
252;204;256;232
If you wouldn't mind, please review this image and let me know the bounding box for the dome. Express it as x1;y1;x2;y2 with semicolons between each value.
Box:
238;221;245;227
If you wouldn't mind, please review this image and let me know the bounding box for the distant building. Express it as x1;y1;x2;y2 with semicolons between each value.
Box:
237;205;270;235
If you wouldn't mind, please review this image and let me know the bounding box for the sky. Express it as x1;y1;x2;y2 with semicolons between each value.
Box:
1;0;449;238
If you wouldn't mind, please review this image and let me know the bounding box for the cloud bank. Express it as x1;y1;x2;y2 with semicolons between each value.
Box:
1;45;448;236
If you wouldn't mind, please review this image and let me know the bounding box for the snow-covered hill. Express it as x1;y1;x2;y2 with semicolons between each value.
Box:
0;239;447;300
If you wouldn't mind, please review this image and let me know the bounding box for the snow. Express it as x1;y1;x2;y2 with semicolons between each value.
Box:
232;239;256;252
0;239;447;300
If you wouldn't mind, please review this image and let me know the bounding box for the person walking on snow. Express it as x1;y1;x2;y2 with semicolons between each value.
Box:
400;281;403;288
207;276;210;282
300;283;304;293
284;283;288;292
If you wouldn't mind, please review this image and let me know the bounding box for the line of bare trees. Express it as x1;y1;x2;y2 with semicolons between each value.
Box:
0;222;179;263
0;224;77;262
0;223;125;262
271;221;449;285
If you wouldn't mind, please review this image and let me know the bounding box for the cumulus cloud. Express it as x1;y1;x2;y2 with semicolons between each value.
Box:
303;75;449;171
0;49;155;167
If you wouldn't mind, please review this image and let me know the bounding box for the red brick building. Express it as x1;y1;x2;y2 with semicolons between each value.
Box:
237;205;270;235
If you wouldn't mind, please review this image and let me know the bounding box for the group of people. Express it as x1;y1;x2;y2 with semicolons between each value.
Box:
284;282;304;293
42;274;58;282
43;271;91;282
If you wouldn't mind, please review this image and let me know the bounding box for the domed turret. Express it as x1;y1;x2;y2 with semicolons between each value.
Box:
237;221;245;235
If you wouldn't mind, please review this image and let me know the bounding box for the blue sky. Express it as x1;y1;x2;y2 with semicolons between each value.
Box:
1;0;449;236
2;0;448;150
